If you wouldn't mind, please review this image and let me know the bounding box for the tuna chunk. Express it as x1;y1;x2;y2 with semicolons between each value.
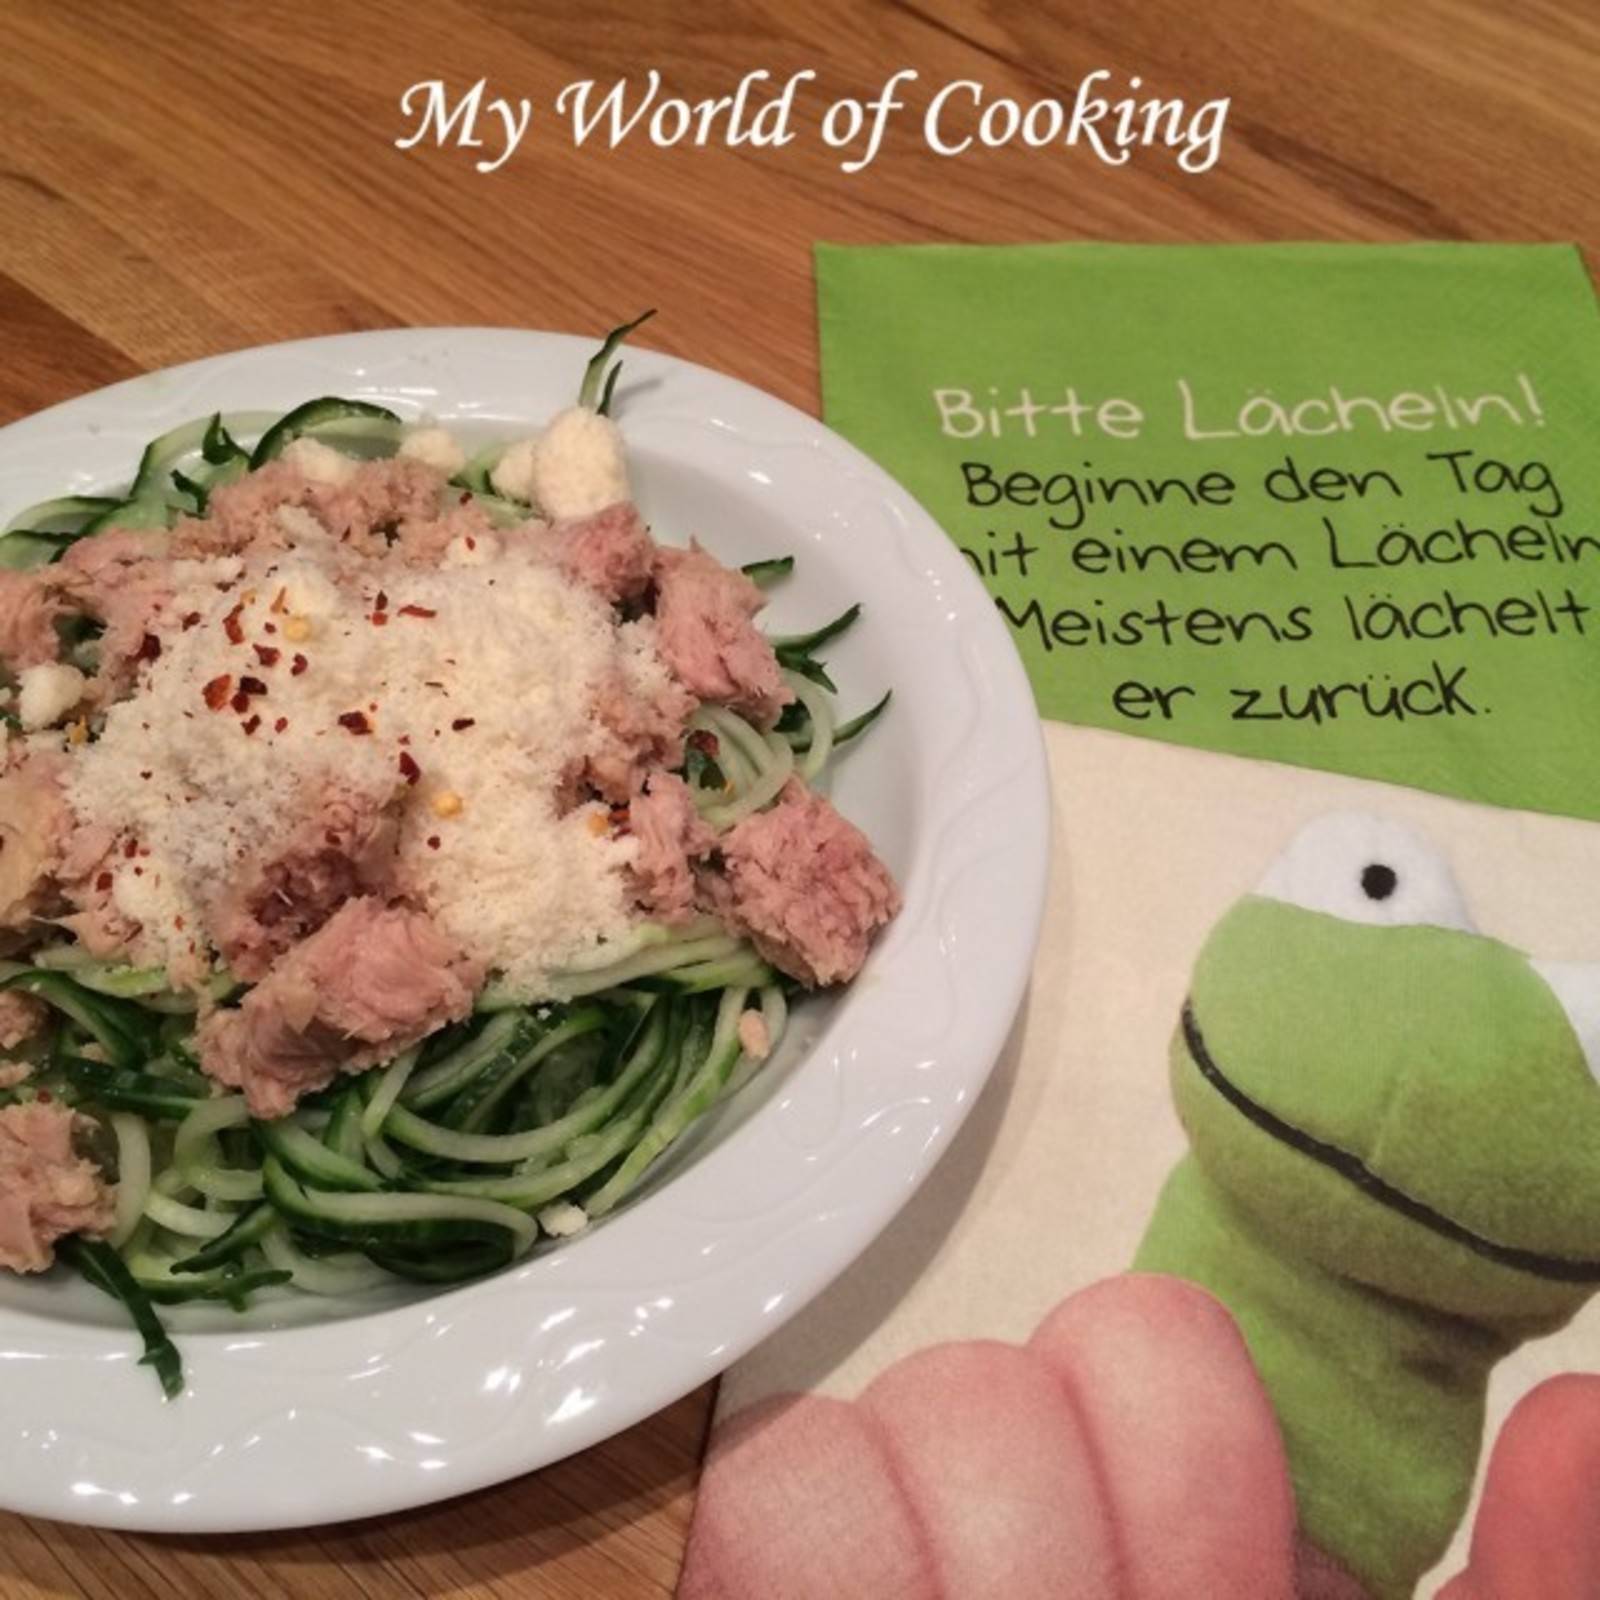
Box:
652;542;792;727
198;897;482;1118
627;773;716;923
55;525;171;590
0;570;65;674
540;503;656;605
55;823;141;963
701;779;899;986
581;661;697;804
392;496;496;568
0;1101;115;1273
0;990;45;1051
54;528;177;698
181;458;445;561
737;1008;771;1060
209;782;400;981
198;1006;340;1124
0;751;70;945
308;457;444;553
171;462;305;558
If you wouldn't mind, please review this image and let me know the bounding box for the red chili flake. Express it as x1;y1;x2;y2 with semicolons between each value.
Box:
138;770;151;781
290;654;308;676
133;866;144;877
136;633;161;662
238;676;268;697
398;604;437;619
253;644;280;667
230;690;250;714
123;838;138;859
94;871;113;893
688;729;720;756
465;536;477;551
264;621;278;635
426;835;441;851
370;611;389;627
451;717;476;732
174;916;185;931
203;674;233;710
274;716;288;734
181;611;201;631
398;751;421;785
338;711;372;735
375;590;388;611
242;715;262;736
35;1090;52;1105
223;603;246;644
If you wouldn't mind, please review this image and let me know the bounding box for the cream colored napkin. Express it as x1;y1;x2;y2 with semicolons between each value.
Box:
680;725;1600;1600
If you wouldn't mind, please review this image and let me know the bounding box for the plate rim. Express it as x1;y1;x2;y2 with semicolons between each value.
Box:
0;325;1051;1531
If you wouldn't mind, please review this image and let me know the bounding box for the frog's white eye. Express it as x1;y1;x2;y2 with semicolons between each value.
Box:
1530;961;1600;1084
1256;812;1476;932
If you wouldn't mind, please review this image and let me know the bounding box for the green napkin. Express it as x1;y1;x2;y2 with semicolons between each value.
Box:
818;241;1600;822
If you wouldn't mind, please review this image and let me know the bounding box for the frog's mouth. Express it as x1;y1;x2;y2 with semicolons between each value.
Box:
1182;1002;1600;1284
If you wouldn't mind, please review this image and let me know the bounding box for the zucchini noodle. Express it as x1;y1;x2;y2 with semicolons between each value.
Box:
363;1129;406;1182
535;930;747;1002
143;1192;235;1240
694;707;797;830
782;669;836;782
360;1046;420;1140
108;1113;151;1248
174;1094;263;1203
259;1224;397;1296
723;984;790;1101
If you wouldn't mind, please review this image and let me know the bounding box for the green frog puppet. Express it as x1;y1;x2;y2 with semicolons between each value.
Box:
1136;810;1600;1599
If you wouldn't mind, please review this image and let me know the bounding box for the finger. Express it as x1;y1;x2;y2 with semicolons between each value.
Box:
1030;1273;1298;1600
679;1392;939;1600
859;1338;1122;1599
1451;1372;1600;1600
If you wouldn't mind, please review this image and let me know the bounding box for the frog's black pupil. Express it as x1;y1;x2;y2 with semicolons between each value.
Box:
1361;863;1398;901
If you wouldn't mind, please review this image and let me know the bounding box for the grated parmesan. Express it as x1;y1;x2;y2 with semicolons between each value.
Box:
281;437;357;486
17;663;86;730
399;427;467;477
530;407;630;520
537;1200;589;1237
66;538;658;994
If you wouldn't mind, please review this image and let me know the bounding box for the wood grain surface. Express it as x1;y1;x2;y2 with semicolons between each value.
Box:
0;0;1593;1594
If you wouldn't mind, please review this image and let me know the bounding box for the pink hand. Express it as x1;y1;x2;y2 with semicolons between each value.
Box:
680;1274;1301;1600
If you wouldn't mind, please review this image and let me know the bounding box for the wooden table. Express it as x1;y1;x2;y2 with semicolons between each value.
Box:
0;1;1592;1594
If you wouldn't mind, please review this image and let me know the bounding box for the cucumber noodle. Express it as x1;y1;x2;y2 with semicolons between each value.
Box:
0;352;892;1399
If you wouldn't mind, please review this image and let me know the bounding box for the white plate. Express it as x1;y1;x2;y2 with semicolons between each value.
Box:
0;329;1049;1531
